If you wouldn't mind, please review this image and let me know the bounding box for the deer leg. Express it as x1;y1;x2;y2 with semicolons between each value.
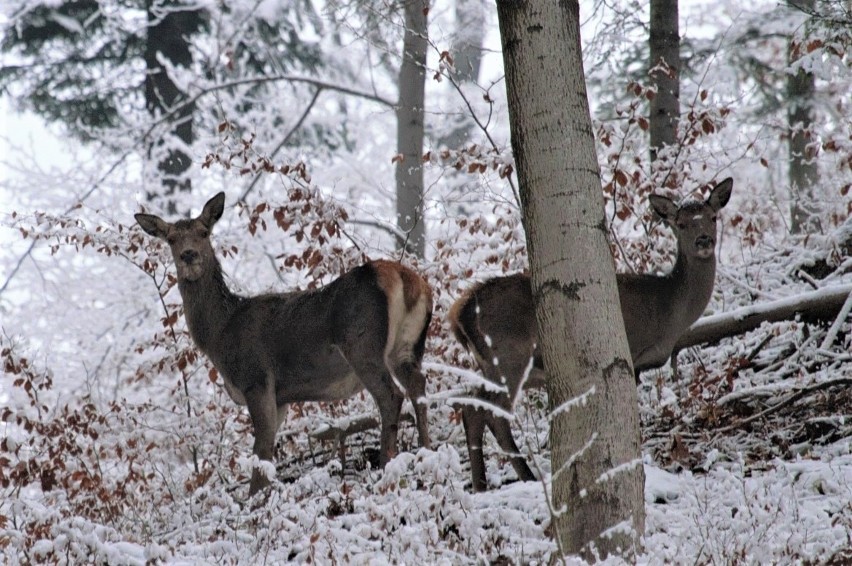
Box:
391;358;431;450
375;381;404;466
462;405;489;492
486;411;536;483
275;403;289;429
346;353;405;467
490;358;538;484
244;378;279;496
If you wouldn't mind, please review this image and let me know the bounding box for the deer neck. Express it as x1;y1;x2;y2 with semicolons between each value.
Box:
178;260;240;354
668;250;717;326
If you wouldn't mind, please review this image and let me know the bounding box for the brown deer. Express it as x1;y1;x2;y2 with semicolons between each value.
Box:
448;178;733;491
135;192;433;495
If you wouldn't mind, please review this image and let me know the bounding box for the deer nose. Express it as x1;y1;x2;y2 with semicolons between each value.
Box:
695;235;714;249
180;250;199;264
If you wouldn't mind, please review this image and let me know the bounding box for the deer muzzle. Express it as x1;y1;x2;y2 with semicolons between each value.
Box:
180;250;200;264
694;235;715;258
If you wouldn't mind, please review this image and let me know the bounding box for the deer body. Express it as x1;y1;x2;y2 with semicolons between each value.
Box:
449;178;733;491
136;193;433;495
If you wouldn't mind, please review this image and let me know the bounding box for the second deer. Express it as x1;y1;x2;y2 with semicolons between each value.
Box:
448;178;733;491
136;193;433;495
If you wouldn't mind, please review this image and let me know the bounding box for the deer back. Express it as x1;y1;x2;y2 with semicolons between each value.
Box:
449;273;546;391
451;177;733;378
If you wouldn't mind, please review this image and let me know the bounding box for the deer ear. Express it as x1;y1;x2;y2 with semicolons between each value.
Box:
649;194;678;223
708;177;733;211
199;192;226;227
135;213;170;239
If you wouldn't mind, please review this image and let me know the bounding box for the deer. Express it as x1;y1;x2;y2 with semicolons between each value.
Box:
135;192;433;495
448;178;733;491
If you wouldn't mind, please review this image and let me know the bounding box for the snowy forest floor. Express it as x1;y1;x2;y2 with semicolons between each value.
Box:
3;225;852;565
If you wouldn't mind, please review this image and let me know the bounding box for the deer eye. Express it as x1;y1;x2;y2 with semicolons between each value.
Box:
199;229;209;239
167;235;177;245
677;222;687;229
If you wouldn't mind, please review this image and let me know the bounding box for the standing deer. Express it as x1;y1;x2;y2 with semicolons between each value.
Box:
135;192;433;495
449;178;733;491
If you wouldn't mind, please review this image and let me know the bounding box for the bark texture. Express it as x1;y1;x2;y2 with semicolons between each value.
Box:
440;0;486;150
649;0;680;162
788;0;820;234
145;0;201;214
395;0;428;258
496;1;645;560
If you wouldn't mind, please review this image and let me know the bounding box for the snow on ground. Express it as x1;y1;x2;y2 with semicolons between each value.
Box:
2;189;851;564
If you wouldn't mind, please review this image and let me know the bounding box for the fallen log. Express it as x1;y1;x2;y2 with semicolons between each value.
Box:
310;413;415;443
673;283;852;353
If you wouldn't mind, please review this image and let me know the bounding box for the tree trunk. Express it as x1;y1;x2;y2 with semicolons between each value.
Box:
788;0;820;234
440;0;486;150
395;0;428;258
649;0;680;162
145;0;201;214
496;1;645;560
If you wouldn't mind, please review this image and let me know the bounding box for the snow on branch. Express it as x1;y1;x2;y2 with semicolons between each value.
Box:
548;385;596;422
674;283;852;351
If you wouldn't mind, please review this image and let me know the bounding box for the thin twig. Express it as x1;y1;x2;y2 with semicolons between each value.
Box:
239;88;323;203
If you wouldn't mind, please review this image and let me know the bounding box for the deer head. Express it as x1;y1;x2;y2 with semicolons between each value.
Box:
135;192;225;283
648;178;733;262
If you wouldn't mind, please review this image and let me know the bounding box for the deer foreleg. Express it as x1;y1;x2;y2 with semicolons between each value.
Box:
245;378;279;496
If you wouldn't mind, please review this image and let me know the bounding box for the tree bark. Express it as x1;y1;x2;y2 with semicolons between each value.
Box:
395;0;428;258
496;1;644;560
145;0;202;214
649;0;680;162
788;0;820;234
440;0;486;150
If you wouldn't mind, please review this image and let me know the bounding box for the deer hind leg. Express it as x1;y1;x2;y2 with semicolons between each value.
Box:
276;403;289;429
244;376;279;496
388;354;431;450
361;363;405;467
478;356;537;487
343;340;405;467
491;361;538;484
462;404;489;492
486;410;536;483
384;293;432;451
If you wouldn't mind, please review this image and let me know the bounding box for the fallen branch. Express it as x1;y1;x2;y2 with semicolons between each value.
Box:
715;377;852;433
309;413;415;443
674;283;852;352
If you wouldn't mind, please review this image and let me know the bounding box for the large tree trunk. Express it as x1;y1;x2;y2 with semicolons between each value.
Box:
145;0;201;214
649;0;680;162
496;1;645;560
395;0;428;258
788;0;820;234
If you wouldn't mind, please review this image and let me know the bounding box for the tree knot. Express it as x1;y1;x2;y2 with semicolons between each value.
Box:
538;278;585;301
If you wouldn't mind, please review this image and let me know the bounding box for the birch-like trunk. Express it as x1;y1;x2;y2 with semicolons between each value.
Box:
788;0;819;234
440;0;486;150
395;0;428;258
496;1;645;560
649;0;680;163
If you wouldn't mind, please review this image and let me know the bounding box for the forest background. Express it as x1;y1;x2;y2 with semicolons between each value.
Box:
1;0;852;563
